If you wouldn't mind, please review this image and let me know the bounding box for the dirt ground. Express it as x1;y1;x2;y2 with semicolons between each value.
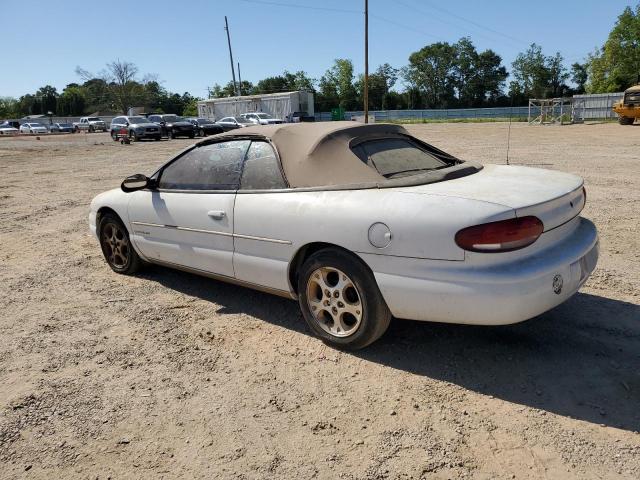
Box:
0;123;638;480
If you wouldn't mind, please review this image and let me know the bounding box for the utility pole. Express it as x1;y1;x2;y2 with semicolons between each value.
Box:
364;0;369;123
238;62;242;96
224;16;239;96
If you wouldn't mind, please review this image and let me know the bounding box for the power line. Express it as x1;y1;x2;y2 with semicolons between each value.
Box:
419;0;528;45
391;0;520;46
370;14;441;41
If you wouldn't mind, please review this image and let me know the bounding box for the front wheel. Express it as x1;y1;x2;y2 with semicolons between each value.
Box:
297;248;391;350
618;116;634;125
129;130;138;141
98;213;141;274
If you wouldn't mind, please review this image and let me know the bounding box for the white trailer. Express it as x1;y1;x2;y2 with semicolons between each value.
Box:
197;91;314;121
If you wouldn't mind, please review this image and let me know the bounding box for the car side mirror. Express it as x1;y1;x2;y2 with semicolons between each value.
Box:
125;122;129;126
121;174;154;193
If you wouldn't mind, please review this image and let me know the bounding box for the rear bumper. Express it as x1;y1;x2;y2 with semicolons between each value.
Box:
366;217;598;325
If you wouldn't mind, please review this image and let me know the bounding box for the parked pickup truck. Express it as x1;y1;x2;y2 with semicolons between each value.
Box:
285;111;315;123
73;117;107;133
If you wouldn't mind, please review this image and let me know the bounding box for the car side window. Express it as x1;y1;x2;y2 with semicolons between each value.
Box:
240;141;287;190
158;140;251;190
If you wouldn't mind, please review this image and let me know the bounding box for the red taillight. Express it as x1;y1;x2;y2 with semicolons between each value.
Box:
455;216;544;253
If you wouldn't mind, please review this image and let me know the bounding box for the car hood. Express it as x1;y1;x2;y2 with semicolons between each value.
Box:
397;164;585;231
130;122;159;128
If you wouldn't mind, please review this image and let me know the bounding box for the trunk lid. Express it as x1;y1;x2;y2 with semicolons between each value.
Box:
398;164;585;231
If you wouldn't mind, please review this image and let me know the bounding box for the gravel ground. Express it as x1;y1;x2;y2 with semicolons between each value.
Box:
0;123;638;479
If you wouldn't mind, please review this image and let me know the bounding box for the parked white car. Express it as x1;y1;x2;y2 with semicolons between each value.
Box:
74;116;107;132
89;122;598;349
0;124;19;135
240;112;283;125
20;123;48;134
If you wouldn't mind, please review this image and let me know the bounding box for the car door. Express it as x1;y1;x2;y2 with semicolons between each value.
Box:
232;140;293;291
128;139;251;278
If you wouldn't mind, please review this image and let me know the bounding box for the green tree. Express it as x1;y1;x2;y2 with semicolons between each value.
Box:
355;63;399;110
0;97;20;118
76;60;148;113
18;94;41;116
571;63;588;94
35;85;58;114
587;4;640;92
403;42;457;108
509;44;569;101
57;84;87;115
320;59;358;110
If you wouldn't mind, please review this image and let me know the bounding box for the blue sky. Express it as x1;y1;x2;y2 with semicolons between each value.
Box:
0;0;635;99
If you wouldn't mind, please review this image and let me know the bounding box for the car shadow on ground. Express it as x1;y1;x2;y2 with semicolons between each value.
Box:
142;266;640;432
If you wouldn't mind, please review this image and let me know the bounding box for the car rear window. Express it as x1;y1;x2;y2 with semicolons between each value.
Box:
351;137;451;179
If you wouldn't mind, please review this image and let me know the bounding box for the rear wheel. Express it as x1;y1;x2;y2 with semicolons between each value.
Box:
168;130;174;139
618;116;634;125
297;248;391;350
98;213;141;274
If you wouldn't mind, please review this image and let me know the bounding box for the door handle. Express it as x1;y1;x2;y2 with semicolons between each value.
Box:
207;210;226;220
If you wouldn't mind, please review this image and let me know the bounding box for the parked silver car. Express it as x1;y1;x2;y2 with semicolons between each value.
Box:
110;116;162;141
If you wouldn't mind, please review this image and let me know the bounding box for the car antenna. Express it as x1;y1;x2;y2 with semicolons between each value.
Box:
506;94;514;165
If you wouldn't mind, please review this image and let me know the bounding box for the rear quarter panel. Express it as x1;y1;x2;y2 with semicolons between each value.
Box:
232;189;514;291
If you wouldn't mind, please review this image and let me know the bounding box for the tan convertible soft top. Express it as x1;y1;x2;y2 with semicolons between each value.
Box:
200;121;479;189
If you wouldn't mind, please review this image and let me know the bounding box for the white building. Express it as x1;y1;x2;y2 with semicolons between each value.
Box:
197;90;314;121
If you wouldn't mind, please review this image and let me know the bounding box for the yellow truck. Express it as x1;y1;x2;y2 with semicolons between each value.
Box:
613;85;640;124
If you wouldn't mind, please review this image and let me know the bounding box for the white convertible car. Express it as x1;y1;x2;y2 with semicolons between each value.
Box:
90;122;598;349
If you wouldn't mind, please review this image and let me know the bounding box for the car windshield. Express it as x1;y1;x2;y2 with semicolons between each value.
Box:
88;117;101;121
31;123;45;128
351;137;452;179
236;117;253;124
128;116;148;123
163;115;179;122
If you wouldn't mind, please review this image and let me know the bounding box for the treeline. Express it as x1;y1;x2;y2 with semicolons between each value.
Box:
0;60;200;119
208;37;583;111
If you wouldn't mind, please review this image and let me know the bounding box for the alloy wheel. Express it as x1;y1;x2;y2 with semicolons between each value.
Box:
305;267;363;337
101;222;130;269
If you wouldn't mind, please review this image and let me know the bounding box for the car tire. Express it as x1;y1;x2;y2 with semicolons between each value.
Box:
154;135;161;141
168;130;174;139
199;128;205;137
297;248;391;350
189;132;195;139
618;116;634;125
129;130;137;141
98;213;141;275
89;126;94;133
